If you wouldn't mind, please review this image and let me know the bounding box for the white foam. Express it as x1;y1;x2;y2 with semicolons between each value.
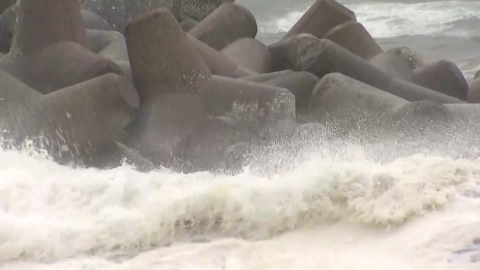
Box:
1;142;480;269
258;1;480;38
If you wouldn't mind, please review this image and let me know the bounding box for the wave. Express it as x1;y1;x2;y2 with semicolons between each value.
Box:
1;130;480;263
257;1;480;39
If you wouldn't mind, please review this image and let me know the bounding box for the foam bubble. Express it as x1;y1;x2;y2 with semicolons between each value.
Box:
0;135;479;270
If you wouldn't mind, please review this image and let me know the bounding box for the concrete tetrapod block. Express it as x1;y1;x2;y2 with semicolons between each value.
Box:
188;3;257;51
124;8;212;166
202;75;295;119
387;101;480;150
125;8;212;103
386;78;464;104
283;0;356;40
188;34;255;78
308;73;408;132
92;141;156;172
112;60;133;83
36;73;139;164
125;93;208;167
387;101;453;138
369;48;415;81
11;0;87;55
0;71;42;143
81;9;112;31
240;70;295;83
221;38;272;74
178;116;259;173
324;21;383;60
2;5;112;53
270;34;391;88
270;35;464;103
263;71;318;115
412;60;468;100
396;46;426;70
85;29;125;53
201;75;296;139
0;72;139;164
0;41;123;94
99;38;129;62
443;103;480;126
467;78;480;103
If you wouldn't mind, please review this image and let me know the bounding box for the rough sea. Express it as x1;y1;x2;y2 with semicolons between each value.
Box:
3;0;480;269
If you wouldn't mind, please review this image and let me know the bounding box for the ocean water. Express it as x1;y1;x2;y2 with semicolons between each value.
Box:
3;0;480;269
244;0;480;79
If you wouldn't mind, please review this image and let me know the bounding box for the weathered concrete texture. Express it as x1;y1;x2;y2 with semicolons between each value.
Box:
179;116;259;172
395;46;426;70
270;34;391;87
99;37;128;61
0;41;122;94
467;78;480;103
0;72;138;164
81;9;112;30
283;0;356;40
308;73;408;131
125;8;211;103
202;75;296;140
180;18;199;32
188;34;255;78
412;60;468;100
11;0;87;55
264;71;318;114
85;29;125;53
35;73;139;164
370;48;414;81
240;70;295;83
202;75;295;121
270;35;464;103
221;38;271;74
386;78;464;104
388;101;480;145
324;21;382;60
188;3;257;51
124;8;214;167
112;60;132;82
125;93;208;167
389;101;452;131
